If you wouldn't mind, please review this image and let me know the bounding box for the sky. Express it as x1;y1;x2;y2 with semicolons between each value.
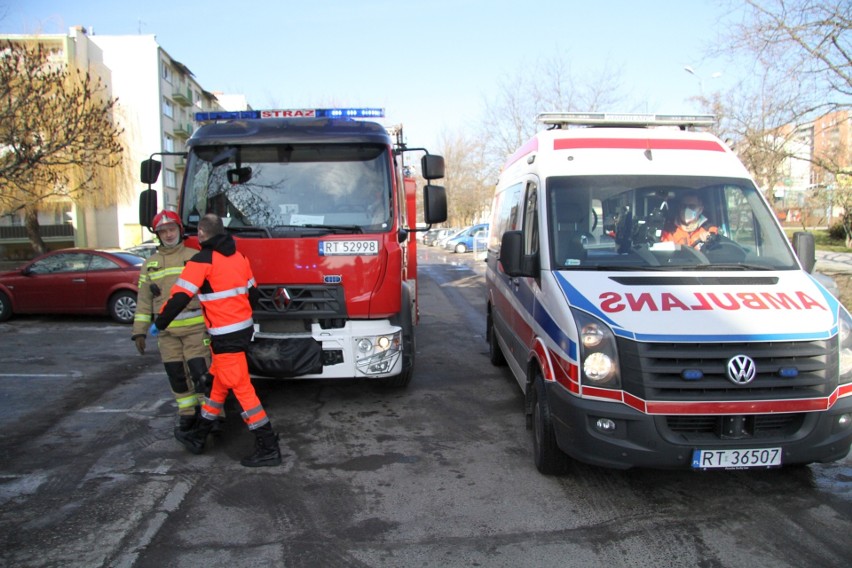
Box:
0;0;742;150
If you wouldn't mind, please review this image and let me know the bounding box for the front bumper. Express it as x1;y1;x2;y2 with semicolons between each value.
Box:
547;381;852;469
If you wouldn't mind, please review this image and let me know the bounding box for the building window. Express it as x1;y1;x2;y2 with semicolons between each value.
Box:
162;97;174;119
162;61;172;83
163;134;174;152
164;169;177;189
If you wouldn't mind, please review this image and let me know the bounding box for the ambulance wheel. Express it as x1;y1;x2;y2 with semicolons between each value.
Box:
487;310;506;366
0;290;11;322
532;374;571;475
109;290;137;324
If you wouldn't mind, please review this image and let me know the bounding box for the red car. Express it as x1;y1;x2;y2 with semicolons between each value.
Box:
0;249;143;324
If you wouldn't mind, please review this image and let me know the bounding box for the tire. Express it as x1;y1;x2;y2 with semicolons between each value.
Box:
108;290;137;324
454;243;467;254
0;290;12;322
487;310;506;366
532;374;572;475
384;292;416;388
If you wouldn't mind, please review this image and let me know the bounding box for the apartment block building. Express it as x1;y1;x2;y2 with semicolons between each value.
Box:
0;26;243;259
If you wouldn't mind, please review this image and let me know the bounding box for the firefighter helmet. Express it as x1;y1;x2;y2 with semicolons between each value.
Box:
152;210;182;233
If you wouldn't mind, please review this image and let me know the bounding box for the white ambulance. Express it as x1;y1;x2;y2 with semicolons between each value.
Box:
485;112;852;474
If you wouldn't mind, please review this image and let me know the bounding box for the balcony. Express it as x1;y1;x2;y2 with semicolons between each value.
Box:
172;87;192;107
174;157;186;170
173;123;193;140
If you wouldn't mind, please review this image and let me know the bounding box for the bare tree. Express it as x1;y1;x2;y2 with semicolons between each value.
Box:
0;41;129;254
438;130;493;227
480;55;627;173
719;0;851;114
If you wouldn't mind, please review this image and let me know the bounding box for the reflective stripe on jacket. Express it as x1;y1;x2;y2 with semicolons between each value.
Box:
158;233;256;348
132;243;203;336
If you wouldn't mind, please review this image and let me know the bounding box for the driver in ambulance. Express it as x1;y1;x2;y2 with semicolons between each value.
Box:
661;192;718;249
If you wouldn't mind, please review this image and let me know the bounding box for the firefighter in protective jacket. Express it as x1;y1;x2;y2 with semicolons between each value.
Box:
131;210;211;433
154;213;281;467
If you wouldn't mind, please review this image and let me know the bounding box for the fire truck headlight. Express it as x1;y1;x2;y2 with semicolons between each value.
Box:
355;332;402;376
572;309;621;388
839;310;852;383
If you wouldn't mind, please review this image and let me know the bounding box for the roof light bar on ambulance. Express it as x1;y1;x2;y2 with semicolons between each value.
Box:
195;107;385;122
537;112;716;128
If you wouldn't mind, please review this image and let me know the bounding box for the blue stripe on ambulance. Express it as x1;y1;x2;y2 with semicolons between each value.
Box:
514;277;577;361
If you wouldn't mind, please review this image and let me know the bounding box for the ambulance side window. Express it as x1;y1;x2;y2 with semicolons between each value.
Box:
523;182;538;256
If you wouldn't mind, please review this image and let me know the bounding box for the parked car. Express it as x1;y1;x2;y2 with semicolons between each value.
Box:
423;227;458;247
0;249;143;324
124;240;158;259
436;228;465;249
445;223;490;253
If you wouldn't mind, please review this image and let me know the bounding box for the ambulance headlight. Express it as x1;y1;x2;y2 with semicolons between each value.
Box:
572;310;620;387
838;310;852;382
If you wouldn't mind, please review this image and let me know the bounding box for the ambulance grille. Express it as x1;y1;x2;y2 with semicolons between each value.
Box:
254;285;346;319
617;338;837;401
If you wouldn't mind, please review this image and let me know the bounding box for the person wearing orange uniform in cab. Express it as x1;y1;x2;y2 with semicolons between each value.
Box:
152;213;281;467
660;192;718;250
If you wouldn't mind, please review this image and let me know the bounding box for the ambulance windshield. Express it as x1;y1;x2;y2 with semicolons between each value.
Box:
547;175;799;270
181;143;393;235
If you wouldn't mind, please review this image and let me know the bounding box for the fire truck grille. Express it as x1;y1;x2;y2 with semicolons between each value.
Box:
617;338;837;401
255;285;346;319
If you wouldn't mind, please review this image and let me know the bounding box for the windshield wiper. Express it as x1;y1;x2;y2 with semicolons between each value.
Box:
679;263;773;271
301;224;364;234
226;226;271;237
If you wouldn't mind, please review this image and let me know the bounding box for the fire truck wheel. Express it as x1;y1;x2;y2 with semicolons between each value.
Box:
0;290;11;322
487;309;506;366
384;296;415;388
108;290;137;324
532;373;571;475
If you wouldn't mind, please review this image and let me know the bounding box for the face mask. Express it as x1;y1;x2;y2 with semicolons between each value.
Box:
682;206;701;223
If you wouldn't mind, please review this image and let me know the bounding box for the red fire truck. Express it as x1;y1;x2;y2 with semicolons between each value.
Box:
139;107;447;387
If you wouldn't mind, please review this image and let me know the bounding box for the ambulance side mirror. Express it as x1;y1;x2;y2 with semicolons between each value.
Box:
792;231;816;273
500;231;537;277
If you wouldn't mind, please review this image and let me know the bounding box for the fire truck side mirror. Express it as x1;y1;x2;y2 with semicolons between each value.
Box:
141;159;162;185
139;189;158;228
423;185;447;224
421;155;445;180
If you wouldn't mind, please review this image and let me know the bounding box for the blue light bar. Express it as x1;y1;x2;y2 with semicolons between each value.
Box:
195;107;385;122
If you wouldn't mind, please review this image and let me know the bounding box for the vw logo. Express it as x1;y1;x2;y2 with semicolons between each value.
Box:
727;355;757;385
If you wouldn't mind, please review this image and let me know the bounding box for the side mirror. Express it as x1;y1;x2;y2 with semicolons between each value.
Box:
421;154;445;180
139;189;158;228
500;231;537;277
792;231;816;273
227;166;252;185
141;159;162;185
423;185;447;224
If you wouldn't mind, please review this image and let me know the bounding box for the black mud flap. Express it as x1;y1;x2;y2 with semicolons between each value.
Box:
246;337;323;378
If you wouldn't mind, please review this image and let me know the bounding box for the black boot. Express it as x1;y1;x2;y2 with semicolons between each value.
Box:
174;417;215;455
240;423;281;467
177;407;200;432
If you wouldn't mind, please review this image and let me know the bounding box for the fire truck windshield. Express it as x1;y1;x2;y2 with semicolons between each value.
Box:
182;143;393;234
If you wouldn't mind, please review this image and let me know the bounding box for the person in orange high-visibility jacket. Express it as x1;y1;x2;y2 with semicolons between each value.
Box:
660;191;718;250
153;213;281;467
